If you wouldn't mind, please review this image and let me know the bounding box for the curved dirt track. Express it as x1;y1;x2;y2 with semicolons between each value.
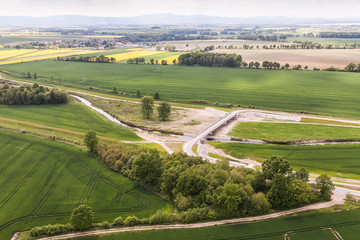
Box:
38;193;345;240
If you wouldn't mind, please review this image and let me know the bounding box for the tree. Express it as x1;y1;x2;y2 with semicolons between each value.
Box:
33;72;37;80
284;63;290;69
154;92;160;100
345;62;356;72
130;150;163;189
27;72;32;79
70;205;94;230
214;182;242;212
304;66;308;70
150;59;155;65
295;168;309;182
112;86;118;93
158;102;171;121
262;156;292;180
316;174;334;200
156;45;161;51
84;130;98;153
136;89;141;97
266;174;291;209
141;96;154;119
254;62;260;69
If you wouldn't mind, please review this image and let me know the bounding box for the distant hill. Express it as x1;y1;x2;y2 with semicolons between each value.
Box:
0;14;360;26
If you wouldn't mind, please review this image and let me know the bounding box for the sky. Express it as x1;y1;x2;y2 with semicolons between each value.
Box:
2;0;360;18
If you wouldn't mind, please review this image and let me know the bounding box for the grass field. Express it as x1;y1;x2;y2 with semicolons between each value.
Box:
72;209;360;240
2;62;360;118
210;142;360;179
0;130;171;239
229;122;360;142
0;102;141;141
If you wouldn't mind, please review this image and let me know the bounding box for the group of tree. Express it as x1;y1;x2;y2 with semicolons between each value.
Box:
57;55;116;63
96;140;334;219
21;72;37;79
164;45;176;52
0;83;68;105
236;34;288;42
261;61;281;69
141;95;171;121
122;33;214;43
344;62;360;72
319;32;360;38
127;58;146;64
178;52;243;68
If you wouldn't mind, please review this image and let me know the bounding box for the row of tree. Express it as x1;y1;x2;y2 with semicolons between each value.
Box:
178;52;243;67
57;55;116;63
319;32;360;38
344;62;360;72
141;96;171;121
0;83;68;105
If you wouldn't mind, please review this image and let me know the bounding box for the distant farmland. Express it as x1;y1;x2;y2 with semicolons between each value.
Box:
0;130;170;239
3;61;360;118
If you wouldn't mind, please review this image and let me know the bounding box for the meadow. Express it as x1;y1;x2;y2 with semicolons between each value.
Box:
72;209;360;240
2;61;360;118
0;130;171;239
0;102;141;141
210;142;360;179
229;122;360;142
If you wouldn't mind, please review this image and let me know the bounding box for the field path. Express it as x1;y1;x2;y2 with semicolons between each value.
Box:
37;191;346;240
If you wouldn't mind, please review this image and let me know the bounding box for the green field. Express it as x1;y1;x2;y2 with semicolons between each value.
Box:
229;122;360;142
0;130;170;239
73;209;360;240
211;142;360;178
2;61;360;118
0;102;141;141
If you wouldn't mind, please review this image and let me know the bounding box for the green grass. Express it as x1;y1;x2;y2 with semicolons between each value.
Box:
0;102;141;141
289;229;337;240
0;130;171;239
71;209;360;240
210;142;360;179
229;122;360;142
3;62;360;118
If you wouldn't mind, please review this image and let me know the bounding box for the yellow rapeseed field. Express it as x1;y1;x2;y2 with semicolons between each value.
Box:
106;50;159;62
0;50;101;65
0;49;37;61
13;49;78;59
158;54;181;65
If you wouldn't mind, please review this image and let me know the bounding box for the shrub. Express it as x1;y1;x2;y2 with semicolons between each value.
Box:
20;129;26;133
112;216;124;227
101;221;111;229
30;224;73;237
149;209;171;225
124;215;140;226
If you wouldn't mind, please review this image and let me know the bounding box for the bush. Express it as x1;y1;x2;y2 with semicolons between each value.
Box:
124;215;140;226
112;216;124;227
101;221;111;229
30;224;73;237
149;209;171;225
20;129;26;133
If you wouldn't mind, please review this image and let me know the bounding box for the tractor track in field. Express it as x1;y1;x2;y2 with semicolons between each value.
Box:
0;150;52;210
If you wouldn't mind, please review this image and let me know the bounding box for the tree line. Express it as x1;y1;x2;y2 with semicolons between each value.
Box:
57;55;116;63
319;32;360;38
0;83;68;105
178;52;242;67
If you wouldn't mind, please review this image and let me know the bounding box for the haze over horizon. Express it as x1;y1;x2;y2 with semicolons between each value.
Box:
2;0;360;19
